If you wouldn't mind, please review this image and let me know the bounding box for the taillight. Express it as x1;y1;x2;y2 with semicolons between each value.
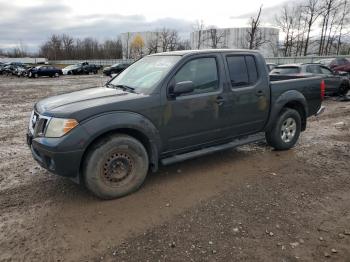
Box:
320;80;325;100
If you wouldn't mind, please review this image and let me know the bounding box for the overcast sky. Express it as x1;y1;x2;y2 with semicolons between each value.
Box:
0;0;286;51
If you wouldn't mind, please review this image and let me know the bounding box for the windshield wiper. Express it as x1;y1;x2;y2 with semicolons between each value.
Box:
106;83;137;93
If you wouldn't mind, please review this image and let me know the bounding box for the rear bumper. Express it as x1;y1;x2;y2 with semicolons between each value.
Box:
27;133;84;179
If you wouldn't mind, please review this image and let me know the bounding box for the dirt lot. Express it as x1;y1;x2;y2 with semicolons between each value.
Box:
0;75;349;262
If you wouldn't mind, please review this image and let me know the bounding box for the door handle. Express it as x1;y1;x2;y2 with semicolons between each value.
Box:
216;96;225;106
256;90;264;97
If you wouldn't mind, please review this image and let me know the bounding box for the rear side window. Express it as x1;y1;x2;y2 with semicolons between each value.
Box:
226;55;258;88
270;67;300;75
245;56;258;83
320;66;332;75
306;65;321;74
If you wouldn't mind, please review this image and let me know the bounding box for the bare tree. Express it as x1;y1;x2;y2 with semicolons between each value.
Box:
301;0;322;55
276;5;295;56
39;34;123;60
147;32;160;54
159;28;171;52
61;34;74;59
177;39;191;50
168;30;179;51
207;27;225;49
158;28;179;52
336;0;350;54
193;20;206;49
246;5;266;50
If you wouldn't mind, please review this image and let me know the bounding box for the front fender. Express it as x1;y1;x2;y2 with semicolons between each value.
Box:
265;90;308;131
80;111;161;168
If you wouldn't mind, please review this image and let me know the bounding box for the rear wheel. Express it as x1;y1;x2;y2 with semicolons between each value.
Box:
54;72;59;77
338;82;349;96
84;134;149;199
265;108;301;150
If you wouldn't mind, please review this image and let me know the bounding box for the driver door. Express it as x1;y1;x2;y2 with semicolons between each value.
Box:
161;55;231;153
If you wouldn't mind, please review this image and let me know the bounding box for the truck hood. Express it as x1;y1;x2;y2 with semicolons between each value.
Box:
35;87;148;121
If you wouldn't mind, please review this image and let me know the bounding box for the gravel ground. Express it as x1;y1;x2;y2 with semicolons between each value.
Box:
0;75;349;262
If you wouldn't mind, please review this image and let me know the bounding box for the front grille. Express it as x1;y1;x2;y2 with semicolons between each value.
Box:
29;111;50;137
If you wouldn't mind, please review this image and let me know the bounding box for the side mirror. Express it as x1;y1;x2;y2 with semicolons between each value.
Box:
173;81;194;96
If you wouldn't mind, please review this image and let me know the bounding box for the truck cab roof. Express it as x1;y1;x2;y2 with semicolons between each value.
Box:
150;49;262;57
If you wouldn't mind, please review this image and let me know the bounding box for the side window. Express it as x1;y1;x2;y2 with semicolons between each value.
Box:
226;56;248;87
174;57;219;95
226;55;258;88
320;67;332;75
307;65;321;74
313;65;322;74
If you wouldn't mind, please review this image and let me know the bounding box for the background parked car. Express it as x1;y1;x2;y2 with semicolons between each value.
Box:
0;62;26;76
103;63;130;76
28;66;62;78
14;65;31;77
266;63;277;72
270;63;350;95
316;58;350;74
62;62;102;75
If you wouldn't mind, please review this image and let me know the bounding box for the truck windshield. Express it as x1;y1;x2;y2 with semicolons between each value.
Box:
108;55;181;94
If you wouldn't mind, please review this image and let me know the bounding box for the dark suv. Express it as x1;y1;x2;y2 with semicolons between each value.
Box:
316;58;350;73
103;63;130;76
270;63;349;95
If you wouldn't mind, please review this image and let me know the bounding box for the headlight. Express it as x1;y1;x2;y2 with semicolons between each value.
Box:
45;118;78;138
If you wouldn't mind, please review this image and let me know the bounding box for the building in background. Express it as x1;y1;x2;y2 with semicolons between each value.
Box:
190;27;279;57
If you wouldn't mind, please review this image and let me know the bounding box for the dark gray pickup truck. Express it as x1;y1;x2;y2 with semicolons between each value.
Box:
27;50;325;199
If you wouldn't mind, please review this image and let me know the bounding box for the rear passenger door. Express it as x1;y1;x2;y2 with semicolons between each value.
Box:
223;54;270;136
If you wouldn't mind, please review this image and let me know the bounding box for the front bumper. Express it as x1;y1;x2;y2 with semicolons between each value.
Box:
26;132;84;179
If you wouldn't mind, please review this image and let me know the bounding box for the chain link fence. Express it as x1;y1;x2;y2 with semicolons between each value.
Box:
49;59;135;66
50;55;350;66
265;55;350;65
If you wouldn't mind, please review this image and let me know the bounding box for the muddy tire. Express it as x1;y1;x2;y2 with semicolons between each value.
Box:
265;108;301;150
84;134;149;199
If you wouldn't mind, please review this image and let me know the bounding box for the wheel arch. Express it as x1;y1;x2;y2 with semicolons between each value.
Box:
77;112;161;184
265;90;308;132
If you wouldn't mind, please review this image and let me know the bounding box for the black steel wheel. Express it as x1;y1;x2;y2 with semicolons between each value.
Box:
84;134;149;199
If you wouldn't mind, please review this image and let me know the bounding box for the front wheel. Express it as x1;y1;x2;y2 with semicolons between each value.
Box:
265;108;301;150
84;134;149;199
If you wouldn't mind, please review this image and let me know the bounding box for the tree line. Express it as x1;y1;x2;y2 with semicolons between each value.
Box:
2;0;350;59
123;28;191;59
38;34;123;60
276;0;350;56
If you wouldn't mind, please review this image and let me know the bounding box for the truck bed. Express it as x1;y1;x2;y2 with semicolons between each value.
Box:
270;76;323;117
